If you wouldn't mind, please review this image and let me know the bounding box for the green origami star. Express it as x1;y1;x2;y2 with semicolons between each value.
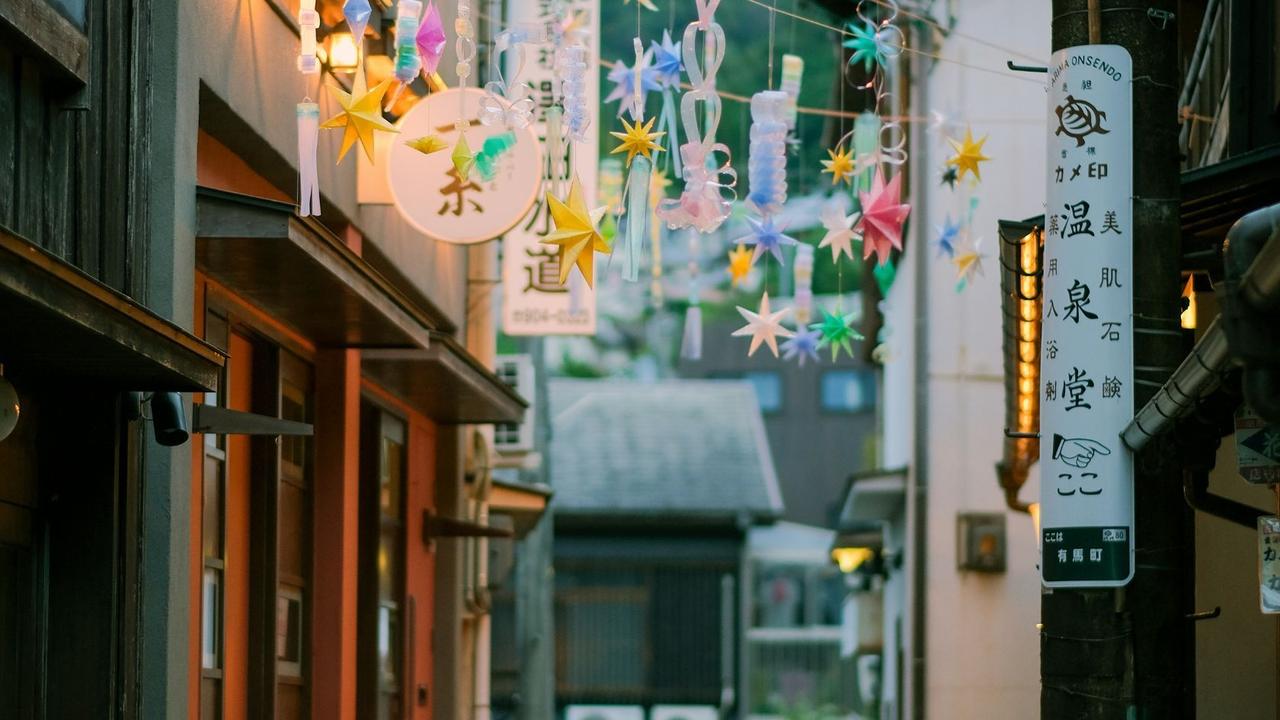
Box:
811;308;863;361
844;20;890;74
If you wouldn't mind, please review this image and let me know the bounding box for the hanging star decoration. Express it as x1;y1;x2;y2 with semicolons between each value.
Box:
609;116;665;167
416;1;447;76
843;19;892;73
623;0;659;11
940;165;959;189
406;134;448;155
732;292;794;358
738;215;798;265
857;168;911;266
820;145;856;186
953;237;986;291
649;30;683;89
874;257;897;296
935;216;961;258
451;133;475;179
818;201;859;263
605;52;659;119
321;79;399;162
947;127;991;182
544;176;609;288
781;327;822;366
343;0;372;42
811;307;863;361
727;243;753;287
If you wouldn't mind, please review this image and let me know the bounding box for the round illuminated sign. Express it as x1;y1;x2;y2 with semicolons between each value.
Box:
387;87;542;245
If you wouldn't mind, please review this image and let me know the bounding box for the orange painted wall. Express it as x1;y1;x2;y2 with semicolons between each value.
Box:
224;332;254;720
312;350;361;720
197;130;292;202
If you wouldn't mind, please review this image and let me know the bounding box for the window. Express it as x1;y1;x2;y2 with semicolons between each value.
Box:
360;407;406;720
819;370;875;413
743;372;783;414
494;355;534;451
201;310;229;720
45;0;87;28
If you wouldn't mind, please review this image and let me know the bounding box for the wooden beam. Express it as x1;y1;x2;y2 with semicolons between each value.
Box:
0;0;88;82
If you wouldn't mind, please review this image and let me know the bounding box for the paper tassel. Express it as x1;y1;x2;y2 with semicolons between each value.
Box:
780;54;803;131
297;0;320;75
558;44;591;143
297;102;320;217
793;243;814;325
619;156;652;282
746;90;788;216
681;304;703;360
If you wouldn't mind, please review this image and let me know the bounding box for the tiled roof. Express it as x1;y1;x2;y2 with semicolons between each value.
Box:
549;379;784;520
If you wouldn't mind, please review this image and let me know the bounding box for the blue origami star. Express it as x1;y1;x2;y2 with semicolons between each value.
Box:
935;216;961;258
737;215;798;265
605;50;661;119
782;328;822;366
649;30;683;89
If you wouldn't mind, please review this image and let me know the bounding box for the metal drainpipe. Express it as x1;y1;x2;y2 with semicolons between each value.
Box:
905;24;931;720
1121;203;1280;451
1183;469;1267;530
470;433;494;720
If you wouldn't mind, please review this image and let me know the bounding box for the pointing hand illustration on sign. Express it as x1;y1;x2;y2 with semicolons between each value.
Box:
1052;433;1112;469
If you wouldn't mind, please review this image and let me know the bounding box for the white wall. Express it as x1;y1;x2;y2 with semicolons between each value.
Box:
880;0;1049;716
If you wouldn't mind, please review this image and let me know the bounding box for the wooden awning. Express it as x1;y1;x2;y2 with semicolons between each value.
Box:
362;336;528;424
0;229;224;391
195;187;433;349
1181;144;1280;276
196;187;526;424
488;478;552;538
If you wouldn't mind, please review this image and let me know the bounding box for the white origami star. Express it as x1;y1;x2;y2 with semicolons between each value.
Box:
818;202;859;263
732;292;794;358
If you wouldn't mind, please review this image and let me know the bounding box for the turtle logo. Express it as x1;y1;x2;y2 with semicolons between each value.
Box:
1055;95;1110;147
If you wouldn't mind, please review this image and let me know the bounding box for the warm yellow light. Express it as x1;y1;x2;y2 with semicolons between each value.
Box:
832;546;874;574
1029;502;1042;547
1180;275;1197;330
327;31;360;72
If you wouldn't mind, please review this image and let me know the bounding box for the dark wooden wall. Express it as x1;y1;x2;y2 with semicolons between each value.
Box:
0;0;151;301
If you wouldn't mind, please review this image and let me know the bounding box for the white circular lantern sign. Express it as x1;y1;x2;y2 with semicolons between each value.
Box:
387;87;542;244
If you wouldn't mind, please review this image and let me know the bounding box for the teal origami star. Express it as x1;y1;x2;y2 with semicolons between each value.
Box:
811;308;863;361
844;20;891;74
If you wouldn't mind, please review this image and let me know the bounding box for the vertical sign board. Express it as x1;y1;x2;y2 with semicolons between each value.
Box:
1040;46;1135;587
501;0;600;336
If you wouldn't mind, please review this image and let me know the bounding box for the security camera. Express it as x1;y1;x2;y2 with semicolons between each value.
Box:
150;391;189;447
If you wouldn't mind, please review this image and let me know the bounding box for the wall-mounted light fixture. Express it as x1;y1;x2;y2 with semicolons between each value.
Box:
326;30;360;73
997;218;1044;514
0;365;19;443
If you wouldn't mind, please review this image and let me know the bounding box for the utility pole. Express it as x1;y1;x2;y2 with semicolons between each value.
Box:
1042;1;1192;718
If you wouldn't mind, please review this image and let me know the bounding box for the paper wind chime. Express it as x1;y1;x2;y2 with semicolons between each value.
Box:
609;38;665;282
542;9;607;290
386;0;422;111
296;0;321;216
658;0;736;360
780;54;803;137
732;90;797;358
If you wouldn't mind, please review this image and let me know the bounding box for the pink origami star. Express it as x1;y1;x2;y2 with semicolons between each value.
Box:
857;168;910;266
416;2;446;76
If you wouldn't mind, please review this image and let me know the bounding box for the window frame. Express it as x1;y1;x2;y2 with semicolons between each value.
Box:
818;369;876;415
0;0;90;82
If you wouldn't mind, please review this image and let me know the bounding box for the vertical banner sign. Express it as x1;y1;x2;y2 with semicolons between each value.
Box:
502;0;600;336
1040;46;1135;588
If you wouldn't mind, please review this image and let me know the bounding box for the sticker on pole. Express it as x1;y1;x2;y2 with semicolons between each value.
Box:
1260;516;1280;613
1040;45;1135;588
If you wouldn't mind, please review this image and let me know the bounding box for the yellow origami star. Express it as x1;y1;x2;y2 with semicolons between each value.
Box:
728;243;753;287
609;117;665;167
321;79;399;163
946;127;991;181
451;133;475;179
820;145;856;186
406;134;449;155
544;176;609;288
